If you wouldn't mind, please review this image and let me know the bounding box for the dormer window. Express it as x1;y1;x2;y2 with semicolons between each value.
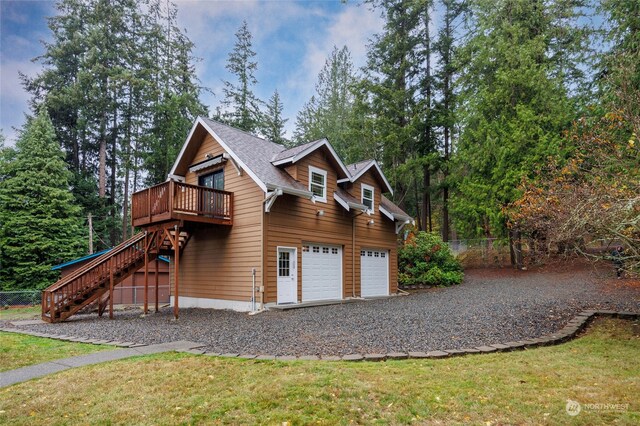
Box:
309;166;327;203
362;183;374;212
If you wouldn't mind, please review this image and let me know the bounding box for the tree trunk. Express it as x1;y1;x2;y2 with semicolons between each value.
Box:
99;136;106;198
422;166;432;232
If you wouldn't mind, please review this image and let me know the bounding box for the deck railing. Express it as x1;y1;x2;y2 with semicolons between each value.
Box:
131;180;233;227
42;232;148;322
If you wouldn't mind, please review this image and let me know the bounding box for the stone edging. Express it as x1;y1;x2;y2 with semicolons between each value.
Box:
1;310;637;362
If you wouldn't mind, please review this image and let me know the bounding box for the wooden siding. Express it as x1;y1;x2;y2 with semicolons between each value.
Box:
347;169;399;295
172;133;264;302
265;149;399;302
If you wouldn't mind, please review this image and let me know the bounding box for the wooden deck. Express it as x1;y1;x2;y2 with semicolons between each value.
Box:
132;181;233;228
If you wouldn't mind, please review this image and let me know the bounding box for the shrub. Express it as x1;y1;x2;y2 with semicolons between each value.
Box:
399;231;463;287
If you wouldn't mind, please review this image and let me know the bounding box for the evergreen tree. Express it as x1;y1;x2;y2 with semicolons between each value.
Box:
361;0;423;212
220;20;263;132
0;110;84;290
294;46;356;158
294;46;355;161
433;0;467;241
452;0;583;243
262;90;288;145
23;0;206;246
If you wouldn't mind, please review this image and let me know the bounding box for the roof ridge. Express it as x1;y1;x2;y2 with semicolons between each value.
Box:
201;116;285;151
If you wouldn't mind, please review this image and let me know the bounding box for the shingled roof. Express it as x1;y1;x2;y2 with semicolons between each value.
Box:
169;117;409;223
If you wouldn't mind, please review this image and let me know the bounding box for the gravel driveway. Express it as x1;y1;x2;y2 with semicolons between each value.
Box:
7;265;640;356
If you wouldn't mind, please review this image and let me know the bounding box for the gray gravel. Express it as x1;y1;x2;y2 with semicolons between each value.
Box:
6;266;639;356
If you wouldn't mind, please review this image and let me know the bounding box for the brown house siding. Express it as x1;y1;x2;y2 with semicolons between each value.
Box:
173;133;264;303
346;169;399;295
264;150;399;303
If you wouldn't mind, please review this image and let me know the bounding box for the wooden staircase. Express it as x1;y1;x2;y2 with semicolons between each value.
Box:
42;227;190;323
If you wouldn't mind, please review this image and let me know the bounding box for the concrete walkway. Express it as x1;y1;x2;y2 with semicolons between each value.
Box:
0;340;204;388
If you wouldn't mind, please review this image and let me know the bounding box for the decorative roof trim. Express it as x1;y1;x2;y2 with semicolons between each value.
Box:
188;155;226;173
334;191;368;212
379;205;395;221
347;160;394;195
271;138;351;179
169;117;268;193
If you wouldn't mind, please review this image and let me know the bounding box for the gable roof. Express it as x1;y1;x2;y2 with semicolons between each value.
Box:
271;138;350;179
340;160;394;195
170;117;308;194
169;117;398;204
380;195;412;222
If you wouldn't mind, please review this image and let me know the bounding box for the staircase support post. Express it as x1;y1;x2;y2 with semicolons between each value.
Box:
155;257;159;313
144;232;149;315
174;224;180;320
109;258;114;320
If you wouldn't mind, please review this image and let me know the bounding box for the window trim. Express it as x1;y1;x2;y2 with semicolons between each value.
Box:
361;183;375;213
308;166;328;203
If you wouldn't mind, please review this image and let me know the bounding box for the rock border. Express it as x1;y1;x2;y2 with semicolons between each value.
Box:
2;310;637;362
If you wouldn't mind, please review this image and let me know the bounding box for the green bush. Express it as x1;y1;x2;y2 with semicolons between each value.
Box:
399;231;463;287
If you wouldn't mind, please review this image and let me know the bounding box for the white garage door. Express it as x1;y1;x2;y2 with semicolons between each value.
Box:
302;243;342;301
361;249;389;297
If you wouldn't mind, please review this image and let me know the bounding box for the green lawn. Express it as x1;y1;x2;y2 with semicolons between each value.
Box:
0;318;638;425
0;306;41;321
0;332;114;372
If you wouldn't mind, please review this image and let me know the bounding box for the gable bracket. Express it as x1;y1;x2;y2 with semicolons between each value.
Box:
264;189;283;213
396;219;412;235
223;153;243;176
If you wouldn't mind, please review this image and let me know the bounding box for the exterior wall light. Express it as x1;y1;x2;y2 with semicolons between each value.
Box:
368;219;375;225
316;210;325;216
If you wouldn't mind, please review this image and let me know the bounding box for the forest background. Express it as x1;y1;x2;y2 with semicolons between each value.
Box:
0;0;638;289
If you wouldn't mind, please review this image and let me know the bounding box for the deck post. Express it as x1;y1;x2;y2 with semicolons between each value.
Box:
144;232;149;315
49;293;55;322
109;258;114;320
174;224;180;320
155;256;159;313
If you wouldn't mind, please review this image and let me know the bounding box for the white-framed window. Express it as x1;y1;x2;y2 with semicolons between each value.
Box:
361;183;375;212
309;166;327;203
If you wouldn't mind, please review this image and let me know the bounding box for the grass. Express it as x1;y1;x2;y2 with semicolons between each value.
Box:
0;332;114;372
0;306;41;321
0;318;638;425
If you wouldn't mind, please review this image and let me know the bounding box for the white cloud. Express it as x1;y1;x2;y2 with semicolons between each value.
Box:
0;59;40;146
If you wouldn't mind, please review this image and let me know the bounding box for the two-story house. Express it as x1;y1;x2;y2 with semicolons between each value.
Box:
42;117;412;322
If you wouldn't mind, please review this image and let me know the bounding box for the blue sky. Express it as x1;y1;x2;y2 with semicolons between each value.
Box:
0;0;383;145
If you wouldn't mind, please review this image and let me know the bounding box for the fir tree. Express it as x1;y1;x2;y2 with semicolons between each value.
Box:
453;0;584;243
220;20;263;132
0;110;84;290
294;46;356;157
262;90;288;145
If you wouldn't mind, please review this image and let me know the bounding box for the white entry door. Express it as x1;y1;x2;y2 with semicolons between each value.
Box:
277;248;297;304
302;244;343;301
361;249;389;297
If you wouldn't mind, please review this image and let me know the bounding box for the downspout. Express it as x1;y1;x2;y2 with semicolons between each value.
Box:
352;211;365;298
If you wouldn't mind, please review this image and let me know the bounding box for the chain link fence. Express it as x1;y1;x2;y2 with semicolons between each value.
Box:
449;238;514;268
0;290;41;308
1;286;170;308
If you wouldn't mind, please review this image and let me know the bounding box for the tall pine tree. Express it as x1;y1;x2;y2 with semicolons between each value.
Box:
294;46;356;158
220;20;263;132
262;89;288;145
0;110;84;290
453;0;584;251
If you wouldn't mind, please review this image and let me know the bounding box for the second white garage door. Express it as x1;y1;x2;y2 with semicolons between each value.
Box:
302;243;342;301
361;249;389;297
